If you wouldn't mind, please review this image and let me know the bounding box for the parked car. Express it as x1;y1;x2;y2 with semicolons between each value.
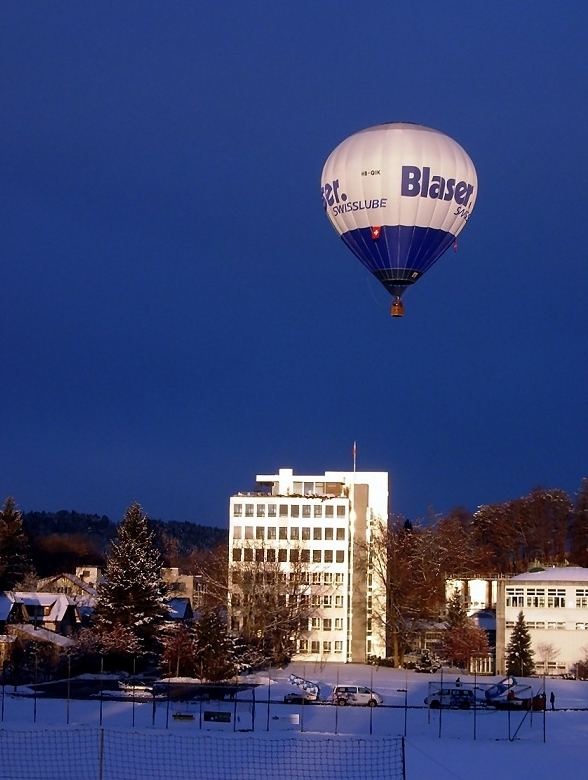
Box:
424;688;475;709
283;692;318;704
330;685;383;707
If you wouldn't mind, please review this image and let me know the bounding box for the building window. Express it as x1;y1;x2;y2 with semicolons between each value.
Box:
280;504;288;517
335;573;344;585
335;550;345;563
244;526;254;540
302;527;311;540
311;641;320;654
323;619;332;631
279;527;288;540
256;526;264;540
322;641;331;653
232;548;242;562
547;589;566;608
334;641;343;653
255;548;264;562
337;506;346;517
290;549;299;563
311;595;321;608
290;527;299;540
325;505;334;518
233;504;242;517
298;639;308;653
324;528;333;541
324;550;333;563
314;506;322;518
302;505;311;518
324;572;333;585
336;528;345;540
335;618;343;630
323;595;332;608
313;527;322;540
268;504;277;517
506;587;524;607
310;617;320;630
267;527;276;540
335;595;343;608
312;572;321;585
576;589;588;608
278;549;287;562
266;548;276;562
256;504;265;517
243;548;253;562
313;550;322;563
301;549;310;562
291;505;300;518
525;588;545;608
245;504;254;517
233;526;242;539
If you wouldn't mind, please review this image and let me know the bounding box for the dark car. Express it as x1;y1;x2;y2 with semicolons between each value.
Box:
283;692;317;704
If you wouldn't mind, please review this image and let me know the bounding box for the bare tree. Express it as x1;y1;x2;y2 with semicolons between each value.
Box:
228;542;315;665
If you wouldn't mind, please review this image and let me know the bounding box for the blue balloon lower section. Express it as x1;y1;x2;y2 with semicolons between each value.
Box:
341;225;456;294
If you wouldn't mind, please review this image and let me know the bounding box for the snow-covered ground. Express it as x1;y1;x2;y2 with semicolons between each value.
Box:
1;664;588;779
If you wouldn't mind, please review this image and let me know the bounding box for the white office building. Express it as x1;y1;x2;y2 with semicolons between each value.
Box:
228;467;389;663
496;567;588;676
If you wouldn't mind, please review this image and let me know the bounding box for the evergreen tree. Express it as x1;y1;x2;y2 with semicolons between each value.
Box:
193;609;237;682
0;497;34;590
505;611;535;676
93;503;167;655
442;590;490;668
445;590;468;629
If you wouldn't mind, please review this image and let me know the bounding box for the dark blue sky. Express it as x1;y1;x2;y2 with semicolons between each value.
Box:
2;2;587;527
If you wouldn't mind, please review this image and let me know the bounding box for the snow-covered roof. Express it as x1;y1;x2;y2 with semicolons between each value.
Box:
12;624;75;647
14;592;76;622
166;597;192;619
0;594;15;621
37;573;97;596
510;567;588;582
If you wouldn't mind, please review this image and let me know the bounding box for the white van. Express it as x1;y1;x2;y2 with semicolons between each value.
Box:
331;685;383;707
424;688;475;709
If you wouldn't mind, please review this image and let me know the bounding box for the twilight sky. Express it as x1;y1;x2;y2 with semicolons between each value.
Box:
2;2;587;527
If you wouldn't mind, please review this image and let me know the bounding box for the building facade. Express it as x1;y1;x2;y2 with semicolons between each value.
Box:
228;467;389;663
496;567;588;676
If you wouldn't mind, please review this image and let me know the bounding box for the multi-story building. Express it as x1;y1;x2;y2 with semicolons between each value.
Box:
228;467;389;663
496;567;588;676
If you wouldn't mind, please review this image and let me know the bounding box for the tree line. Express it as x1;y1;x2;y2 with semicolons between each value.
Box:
0;478;587;680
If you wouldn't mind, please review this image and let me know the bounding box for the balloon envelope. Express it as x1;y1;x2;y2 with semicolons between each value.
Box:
321;123;477;309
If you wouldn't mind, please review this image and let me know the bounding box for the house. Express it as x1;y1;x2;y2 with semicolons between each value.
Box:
496;567;588;676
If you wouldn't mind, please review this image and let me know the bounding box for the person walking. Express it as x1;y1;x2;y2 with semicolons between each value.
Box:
550;691;555;711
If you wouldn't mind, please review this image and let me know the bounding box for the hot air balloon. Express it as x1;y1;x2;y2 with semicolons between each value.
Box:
321;123;477;316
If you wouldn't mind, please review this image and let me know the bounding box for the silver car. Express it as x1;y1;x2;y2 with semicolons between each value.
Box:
331;685;384;707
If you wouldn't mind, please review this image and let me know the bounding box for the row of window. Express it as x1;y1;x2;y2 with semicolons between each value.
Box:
506;587;566;608
232;526;346;541
309;617;345;630
233;503;347;519
232;547;346;564
230;570;346;587
298;639;343;654
506;621;566;630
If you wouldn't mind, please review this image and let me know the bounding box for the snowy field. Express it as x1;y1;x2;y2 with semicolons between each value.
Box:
1;664;588;779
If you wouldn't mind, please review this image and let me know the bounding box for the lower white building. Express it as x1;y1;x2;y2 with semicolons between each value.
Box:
228;467;389;663
496;567;588;676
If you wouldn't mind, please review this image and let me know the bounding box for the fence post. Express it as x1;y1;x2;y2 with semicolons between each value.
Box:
98;727;105;780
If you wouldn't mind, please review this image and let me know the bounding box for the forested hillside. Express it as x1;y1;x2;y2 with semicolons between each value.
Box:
22;510;227;576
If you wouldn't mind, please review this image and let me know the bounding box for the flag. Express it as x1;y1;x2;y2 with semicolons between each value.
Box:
352;441;357;471
370;226;381;240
